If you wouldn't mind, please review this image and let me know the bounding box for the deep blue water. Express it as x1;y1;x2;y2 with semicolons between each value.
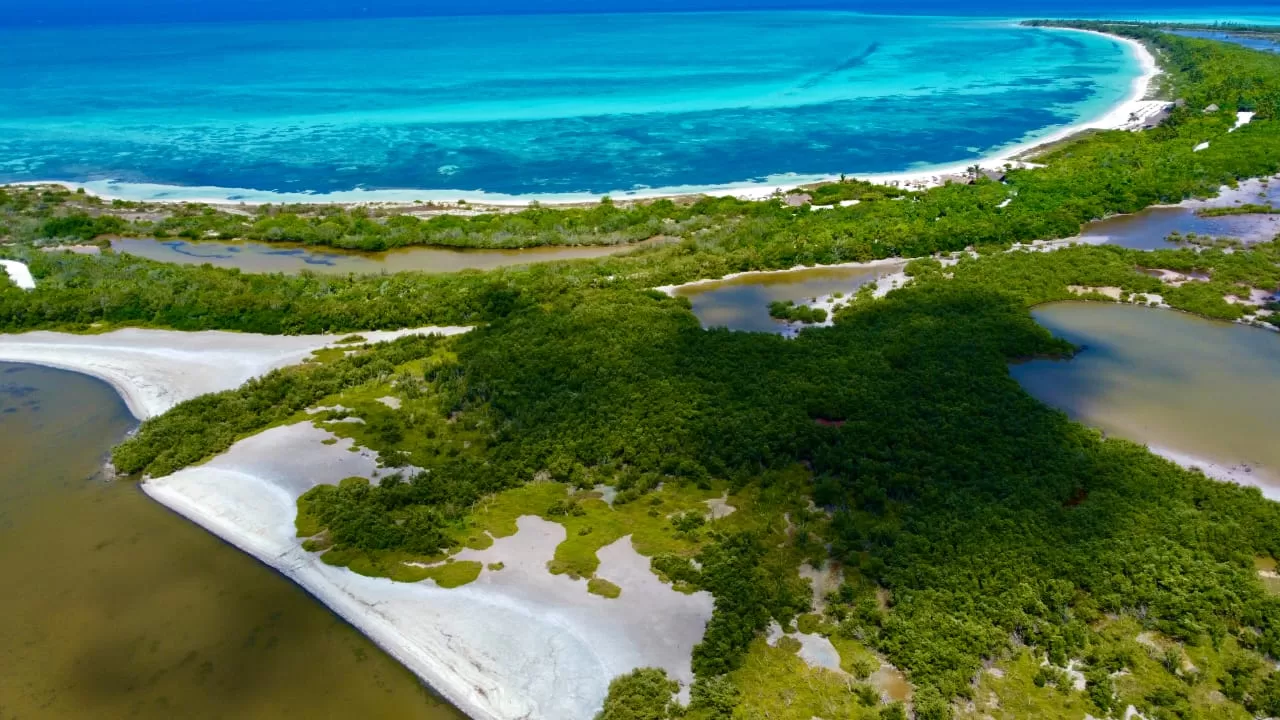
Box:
6;1;1280;28
0;11;1148;201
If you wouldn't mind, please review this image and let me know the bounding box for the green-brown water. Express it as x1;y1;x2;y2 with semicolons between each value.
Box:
672;263;902;333
0;362;465;720
1011;303;1280;499
111;236;654;275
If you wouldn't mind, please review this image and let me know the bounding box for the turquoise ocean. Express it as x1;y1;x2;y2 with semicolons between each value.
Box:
0;12;1185;201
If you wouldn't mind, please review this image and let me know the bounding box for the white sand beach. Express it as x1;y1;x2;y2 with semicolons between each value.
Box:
0;260;35;290
146;422;713;720
0;327;469;419
718;28;1166;198
17;27;1163;209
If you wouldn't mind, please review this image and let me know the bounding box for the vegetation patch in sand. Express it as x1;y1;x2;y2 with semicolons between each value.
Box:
588;577;622;599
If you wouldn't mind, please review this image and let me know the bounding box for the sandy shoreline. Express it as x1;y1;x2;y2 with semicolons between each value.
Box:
1149;445;1280;502
11;27;1162;209
0;327;712;720
0;327;469;419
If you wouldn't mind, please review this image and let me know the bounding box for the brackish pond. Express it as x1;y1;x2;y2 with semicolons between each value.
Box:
1011;303;1280;499
672;263;903;333
0;363;464;720
111;236;654;274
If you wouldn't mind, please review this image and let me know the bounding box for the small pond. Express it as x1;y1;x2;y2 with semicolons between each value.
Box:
1011;302;1280;499
671;262;902;334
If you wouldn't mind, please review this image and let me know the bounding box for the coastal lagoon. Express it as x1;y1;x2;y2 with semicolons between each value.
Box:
0;363;464;720
110;236;659;274
0;13;1138;201
1012;303;1280;499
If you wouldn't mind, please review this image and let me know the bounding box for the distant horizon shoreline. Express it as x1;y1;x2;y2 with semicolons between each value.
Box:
4;3;1280;31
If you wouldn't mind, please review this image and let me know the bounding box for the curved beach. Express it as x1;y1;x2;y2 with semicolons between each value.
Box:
10;22;1157;207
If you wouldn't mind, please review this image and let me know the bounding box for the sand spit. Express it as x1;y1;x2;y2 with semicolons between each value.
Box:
0;260;35;290
146;421;713;720
0;326;469;419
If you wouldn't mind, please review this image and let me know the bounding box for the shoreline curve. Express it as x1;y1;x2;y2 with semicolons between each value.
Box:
7;26;1160;208
0;326;713;720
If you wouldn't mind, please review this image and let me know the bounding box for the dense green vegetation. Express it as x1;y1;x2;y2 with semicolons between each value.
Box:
595;669;679;720
0;180;906;252
8;22;1280;720
767;299;828;324
1198;203;1279;216
119;255;1280;717
112;334;445;476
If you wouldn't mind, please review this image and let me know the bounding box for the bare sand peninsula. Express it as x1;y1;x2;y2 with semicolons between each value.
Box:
0;327;468;419
146;422;713;720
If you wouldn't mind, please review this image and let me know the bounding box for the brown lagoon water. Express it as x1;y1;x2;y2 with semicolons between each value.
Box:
0;362;464;720
111;236;653;274
673;263;903;333
1011;303;1280;499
